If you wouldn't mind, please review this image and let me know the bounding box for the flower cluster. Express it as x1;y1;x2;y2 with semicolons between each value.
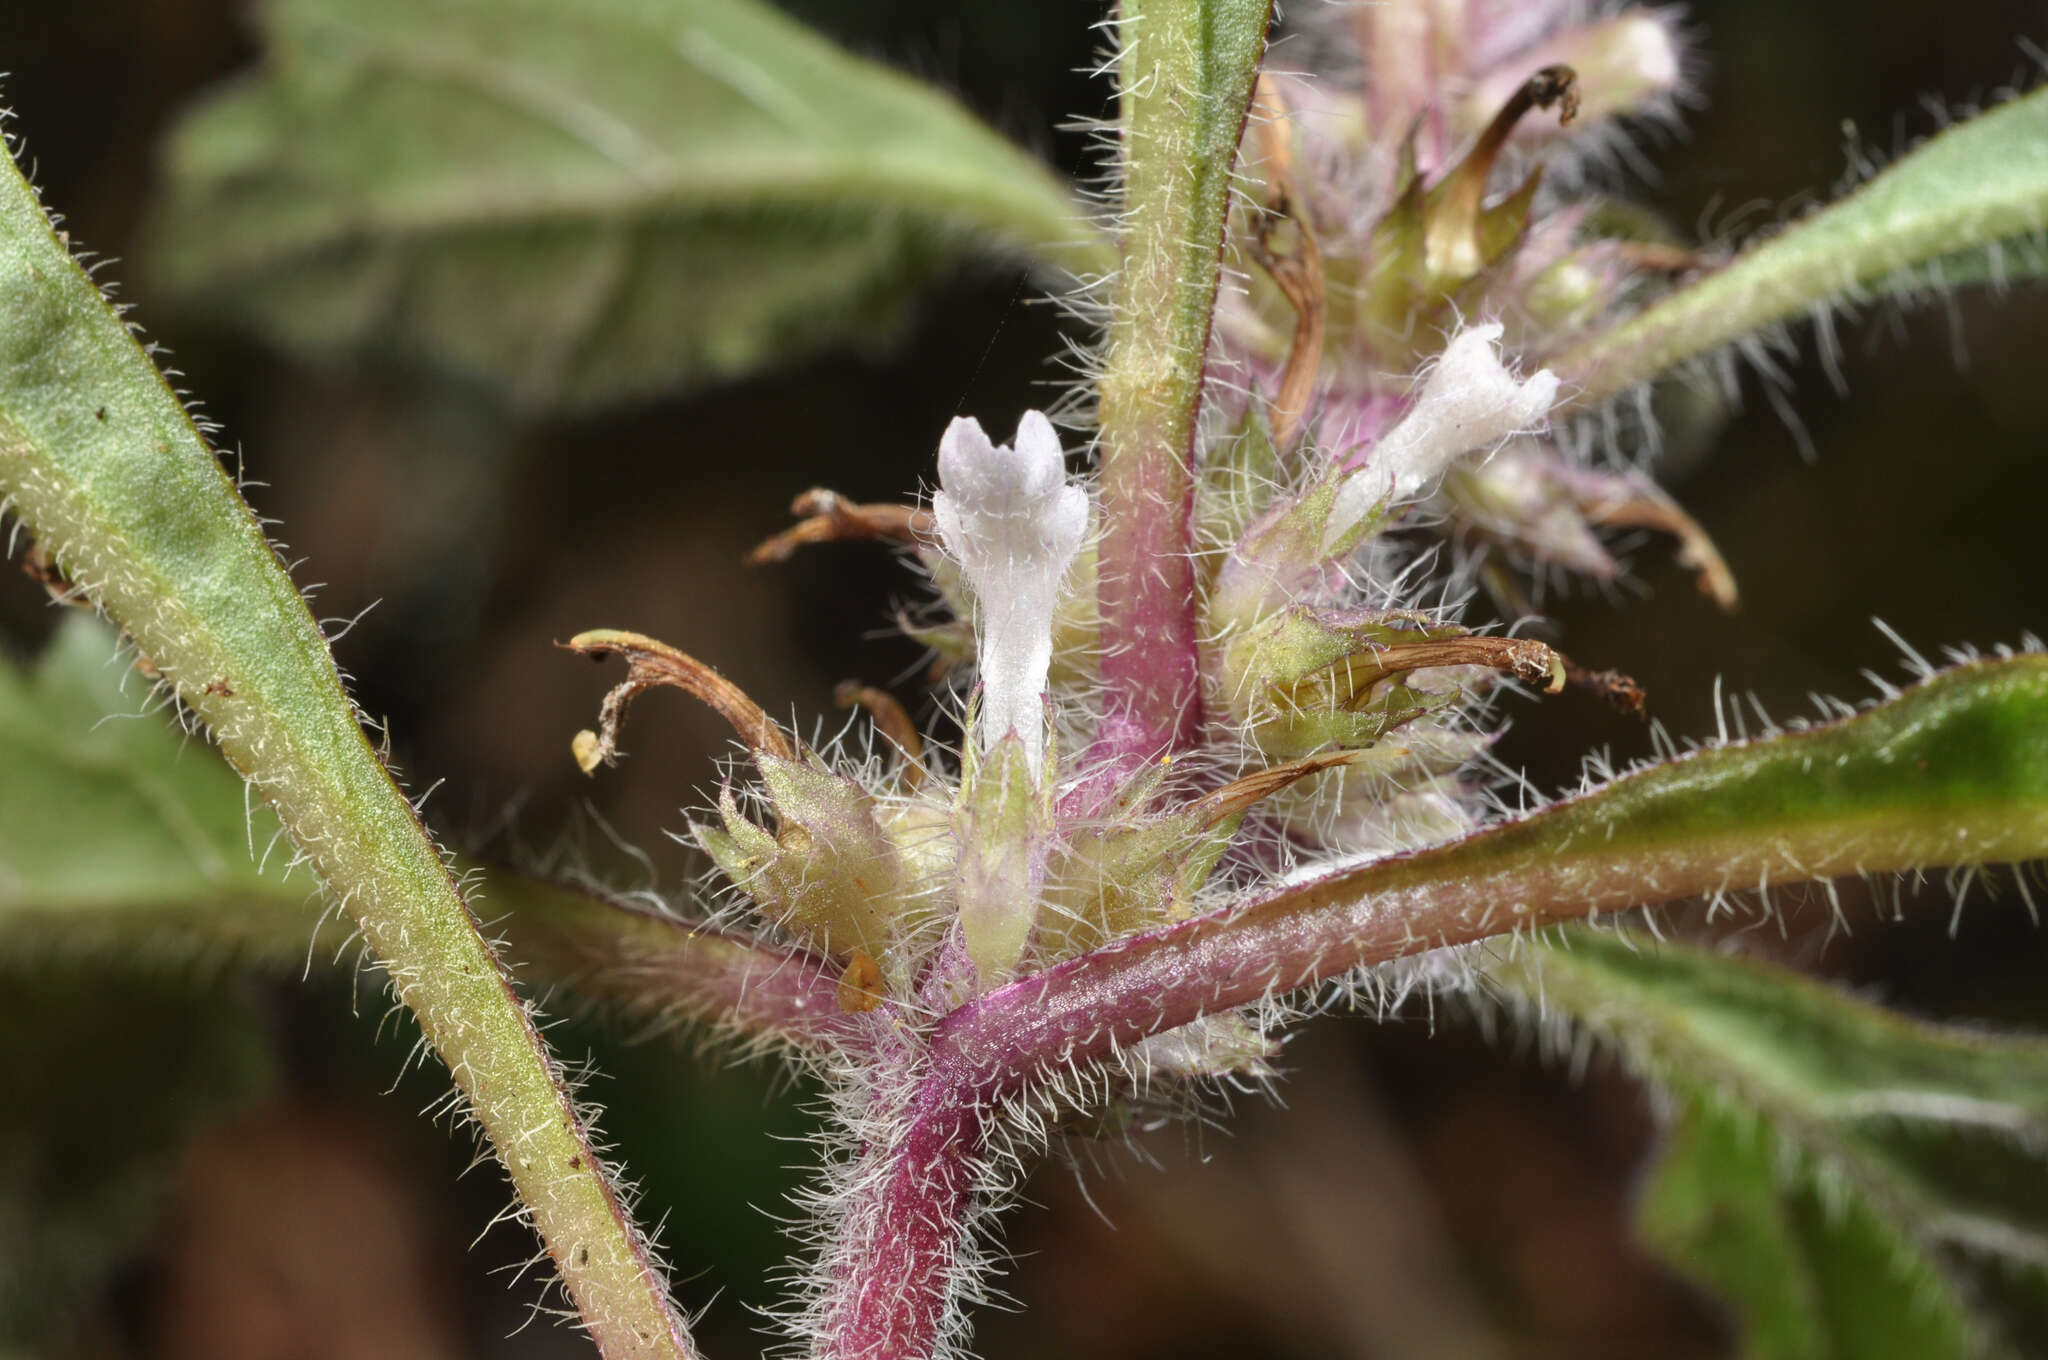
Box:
575;2;1735;1084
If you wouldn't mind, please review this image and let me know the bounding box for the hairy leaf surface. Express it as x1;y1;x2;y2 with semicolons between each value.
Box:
963;654;2048;1078
1555;85;2048;409
150;0;1107;410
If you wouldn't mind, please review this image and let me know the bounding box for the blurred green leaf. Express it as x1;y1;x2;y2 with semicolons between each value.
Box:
1555;85;2048;410
1501;933;2048;1358
149;0;1109;412
0;613;314;964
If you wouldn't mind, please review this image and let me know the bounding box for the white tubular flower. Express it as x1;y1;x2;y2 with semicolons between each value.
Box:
933;410;1088;778
1325;323;1560;552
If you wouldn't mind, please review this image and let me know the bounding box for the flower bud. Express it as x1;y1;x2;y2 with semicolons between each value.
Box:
1436;438;1618;580
1257;722;1493;856
1131;1014;1278;1080
1038;805;1230;962
1325;323;1559;549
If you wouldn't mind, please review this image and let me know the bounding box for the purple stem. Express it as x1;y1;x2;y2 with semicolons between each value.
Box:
493;881;860;1054
935;786;2006;1102
814;1032;989;1360
1092;1;1273;765
1094;456;1205;762
803;815;1907;1357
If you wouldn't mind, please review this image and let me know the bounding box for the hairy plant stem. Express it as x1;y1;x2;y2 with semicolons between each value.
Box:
1093;0;1272;761
485;876;858;1056
815;1033;988;1360
791;655;2048;1358
0;150;691;1357
808;14;1282;1344
944;654;2048;1106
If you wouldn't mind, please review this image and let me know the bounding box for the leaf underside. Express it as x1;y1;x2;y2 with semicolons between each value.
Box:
1239;652;2048;962
148;0;1108;412
1498;932;2048;1359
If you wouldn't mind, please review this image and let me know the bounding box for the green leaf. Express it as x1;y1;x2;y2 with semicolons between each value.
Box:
148;0;1109;411
1249;653;2048;955
1497;934;2048;1359
0;118;692;1355
1555;87;2048;410
0;613;317;962
1001;655;2048;1073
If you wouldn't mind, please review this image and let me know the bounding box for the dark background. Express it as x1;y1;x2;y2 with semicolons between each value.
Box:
3;2;2046;1356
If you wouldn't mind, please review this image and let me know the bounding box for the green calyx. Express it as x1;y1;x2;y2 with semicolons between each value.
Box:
1038;773;1238;961
1207;475;1369;632
1217;609;1562;761
696;753;917;985
1241;67;1579;377
1222;611;1463;760
953;730;1052;990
